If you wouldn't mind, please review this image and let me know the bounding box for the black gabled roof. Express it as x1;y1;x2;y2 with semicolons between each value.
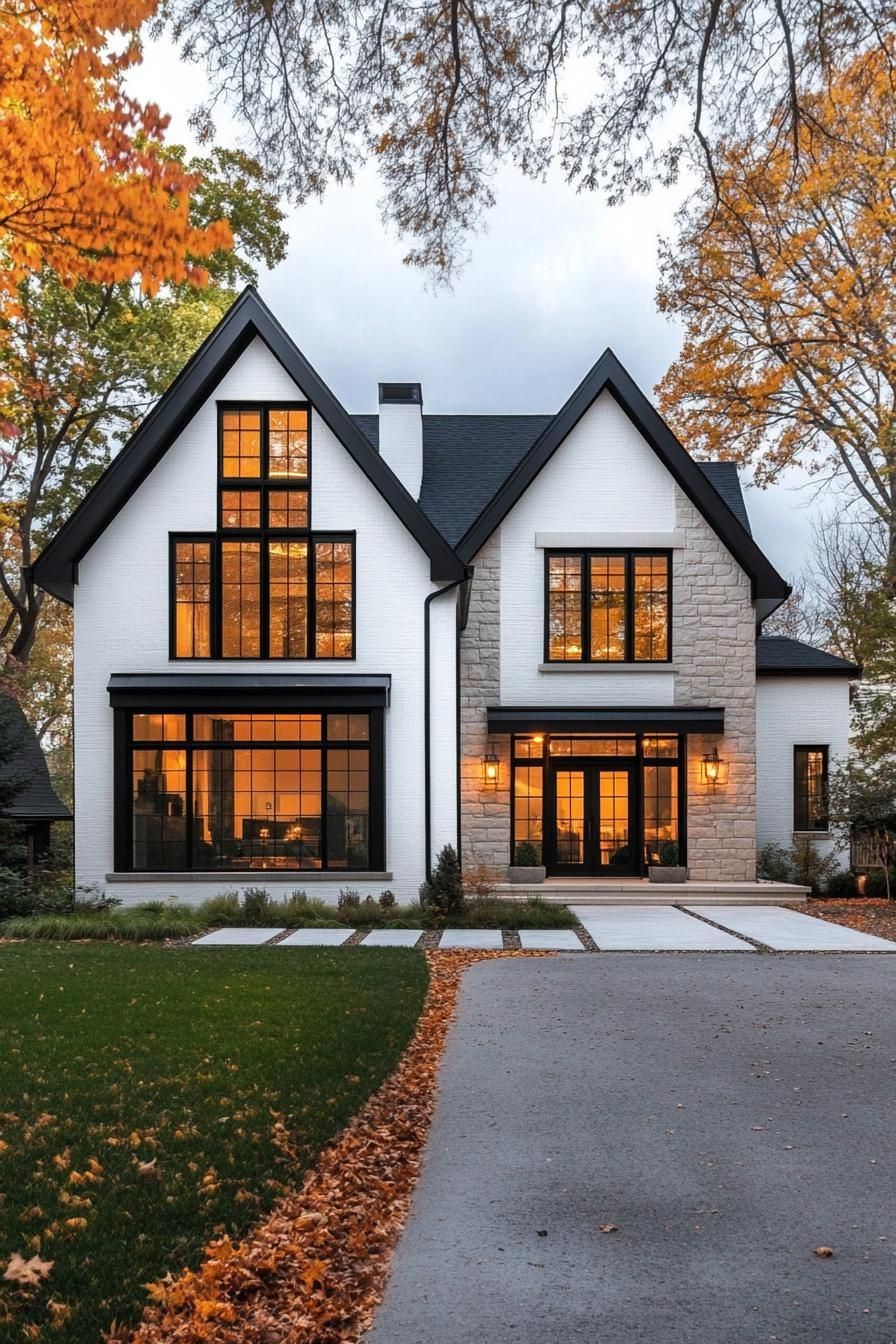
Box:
756;635;861;677
33;288;464;600
444;350;787;606
0;698;70;822
354;413;754;546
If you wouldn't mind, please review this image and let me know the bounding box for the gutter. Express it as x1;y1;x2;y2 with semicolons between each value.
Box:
423;572;470;880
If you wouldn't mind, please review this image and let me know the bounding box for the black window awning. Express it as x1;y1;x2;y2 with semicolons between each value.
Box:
486;705;724;735
108;673;391;711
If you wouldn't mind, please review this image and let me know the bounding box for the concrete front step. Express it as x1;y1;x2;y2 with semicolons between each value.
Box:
495;880;809;906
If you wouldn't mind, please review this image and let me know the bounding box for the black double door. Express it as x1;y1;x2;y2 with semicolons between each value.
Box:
547;761;638;876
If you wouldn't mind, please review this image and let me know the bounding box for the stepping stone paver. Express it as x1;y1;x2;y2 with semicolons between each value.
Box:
568;905;753;951
439;929;504;950
518;929;585;951
359;929;424;947
193;927;283;946
687;905;896;952
277;928;355;946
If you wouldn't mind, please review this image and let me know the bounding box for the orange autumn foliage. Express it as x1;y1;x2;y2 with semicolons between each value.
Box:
0;2;231;301
657;44;896;554
130;950;551;1344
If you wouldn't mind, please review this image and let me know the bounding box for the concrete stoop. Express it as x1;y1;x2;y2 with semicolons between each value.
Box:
494;879;809;906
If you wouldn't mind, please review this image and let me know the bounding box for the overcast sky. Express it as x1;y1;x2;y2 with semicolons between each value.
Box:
130;37;825;583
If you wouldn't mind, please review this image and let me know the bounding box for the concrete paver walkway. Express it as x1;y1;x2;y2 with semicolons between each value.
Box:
518;929;585;951
192;927;283;945
439;930;504;949
366;955;896;1344
570;905;754;951
358;929;424;947
277;927;355;946
689;905;896;952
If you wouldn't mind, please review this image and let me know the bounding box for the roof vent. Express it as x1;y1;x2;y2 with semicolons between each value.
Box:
379;382;422;407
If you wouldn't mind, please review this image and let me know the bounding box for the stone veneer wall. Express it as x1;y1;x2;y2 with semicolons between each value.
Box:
459;532;511;874
674;492;757;881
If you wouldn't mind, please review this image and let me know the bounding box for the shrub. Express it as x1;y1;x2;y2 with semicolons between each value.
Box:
1;906;205;941
378;889;396;911
757;838;839;895
461;857;499;900
658;841;681;866
420;844;465;920
242;886;275;923
338;887;361;913
432;898;578;930
824;870;860;899
0;867;34;919
757;843;794;883
864;868;896;899
513;842;540;868
198;892;242;926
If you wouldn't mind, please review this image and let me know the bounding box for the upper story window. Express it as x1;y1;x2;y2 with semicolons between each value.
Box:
171;404;354;660
794;745;829;832
545;551;671;663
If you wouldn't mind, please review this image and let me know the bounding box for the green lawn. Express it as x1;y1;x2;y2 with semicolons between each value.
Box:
0;943;427;1344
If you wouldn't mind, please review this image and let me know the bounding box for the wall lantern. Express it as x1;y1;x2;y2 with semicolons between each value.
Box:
700;746;729;788
482;752;500;789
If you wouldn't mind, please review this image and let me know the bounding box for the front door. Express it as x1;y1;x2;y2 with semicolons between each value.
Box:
549;764;637;876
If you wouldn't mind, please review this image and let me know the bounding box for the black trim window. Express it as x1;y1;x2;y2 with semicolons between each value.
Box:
124;709;383;872
546;551;670;662
171;403;355;660
794;745;828;832
512;735;544;864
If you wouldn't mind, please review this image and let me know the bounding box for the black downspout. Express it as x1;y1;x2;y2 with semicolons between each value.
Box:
424;575;467;880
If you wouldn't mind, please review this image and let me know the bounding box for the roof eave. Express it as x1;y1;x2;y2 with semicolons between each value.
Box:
455;350;789;603
33;287;464;599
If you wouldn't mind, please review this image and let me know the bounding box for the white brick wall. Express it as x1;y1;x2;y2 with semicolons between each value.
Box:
72;336;457;905
756;676;851;866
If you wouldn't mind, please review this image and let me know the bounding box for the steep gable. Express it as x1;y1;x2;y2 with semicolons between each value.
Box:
450;349;788;616
33;288;464;602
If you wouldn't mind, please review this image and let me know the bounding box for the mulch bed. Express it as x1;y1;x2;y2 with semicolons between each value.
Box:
125;949;548;1344
807;898;896;939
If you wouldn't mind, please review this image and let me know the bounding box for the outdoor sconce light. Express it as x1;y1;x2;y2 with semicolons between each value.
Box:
482;752;500;789
700;746;729;788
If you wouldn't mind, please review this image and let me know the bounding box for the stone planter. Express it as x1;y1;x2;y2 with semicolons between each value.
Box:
648;866;689;883
508;865;547;885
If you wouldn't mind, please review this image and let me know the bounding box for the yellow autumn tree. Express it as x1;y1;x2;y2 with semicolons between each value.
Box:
657;44;896;575
0;1;231;300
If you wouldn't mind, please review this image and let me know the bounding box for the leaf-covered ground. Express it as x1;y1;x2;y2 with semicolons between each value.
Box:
0;943;428;1344
808;898;896;940
130;951;546;1344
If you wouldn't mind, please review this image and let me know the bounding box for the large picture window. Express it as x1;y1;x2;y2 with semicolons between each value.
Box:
124;710;382;872
546;551;671;663
794;745;829;832
171;403;354;659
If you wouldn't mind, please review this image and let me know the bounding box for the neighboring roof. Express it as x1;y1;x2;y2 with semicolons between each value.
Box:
353;414;753;546
0;698;70;822
33;288;465;600
440;350;787;612
756;635;861;678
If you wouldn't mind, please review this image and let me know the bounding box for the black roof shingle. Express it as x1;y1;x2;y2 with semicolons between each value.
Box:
352;414;752;546
0;698;71;821
756;635;860;677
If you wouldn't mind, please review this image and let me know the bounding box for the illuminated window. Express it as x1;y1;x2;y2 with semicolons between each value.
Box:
173;542;211;658
545;552;670;663
794;746;829;831
125;711;380;872
171;404;354;659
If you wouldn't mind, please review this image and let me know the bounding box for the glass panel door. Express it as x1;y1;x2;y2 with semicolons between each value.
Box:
554;769;585;866
598;770;631;869
549;763;638;876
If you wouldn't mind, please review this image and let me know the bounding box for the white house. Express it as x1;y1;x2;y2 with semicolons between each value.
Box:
33;289;859;903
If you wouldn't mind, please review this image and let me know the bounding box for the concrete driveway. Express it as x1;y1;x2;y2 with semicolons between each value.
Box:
366;955;896;1344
